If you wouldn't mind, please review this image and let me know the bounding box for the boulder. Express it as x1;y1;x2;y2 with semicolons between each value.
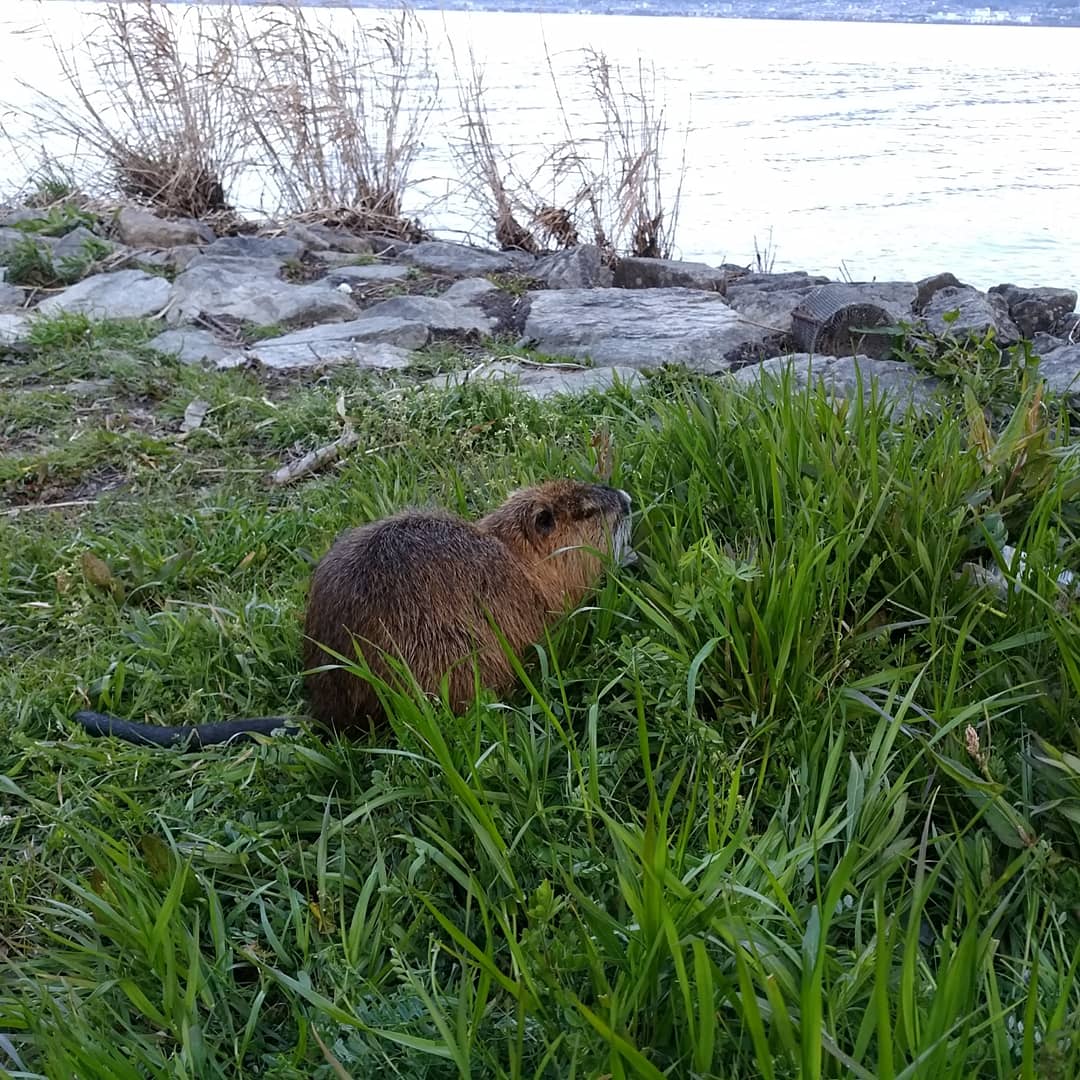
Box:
920;285;1019;344
247;317;427;368
613;255;728;292
149;327;243;367
521;287;777;371
731;353;940;415
988;283;1077;339
36;269;171;320
536;245;613;289
914;272;967;313
415;360;645;400
402;240;535;276
116;206;214;248
168;260;358;327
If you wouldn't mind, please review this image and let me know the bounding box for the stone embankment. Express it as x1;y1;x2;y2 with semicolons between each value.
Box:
1;202;1078;406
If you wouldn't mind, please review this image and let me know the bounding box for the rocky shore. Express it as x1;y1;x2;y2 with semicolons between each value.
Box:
2;201;1078;408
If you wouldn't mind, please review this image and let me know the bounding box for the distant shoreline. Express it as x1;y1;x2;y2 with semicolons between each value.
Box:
132;0;1080;32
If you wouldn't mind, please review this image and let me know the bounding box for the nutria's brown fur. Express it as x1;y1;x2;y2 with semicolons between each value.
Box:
70;479;634;747
302;479;635;732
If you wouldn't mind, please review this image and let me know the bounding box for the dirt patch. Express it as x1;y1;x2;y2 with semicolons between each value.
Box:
2;464;128;509
478;287;533;338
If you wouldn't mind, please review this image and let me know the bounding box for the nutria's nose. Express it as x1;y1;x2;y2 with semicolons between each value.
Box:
617;489;632;513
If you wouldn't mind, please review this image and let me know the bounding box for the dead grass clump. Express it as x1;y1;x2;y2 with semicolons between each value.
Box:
232;6;438;239
552;47;688;263
449;38;688;263
7;0;244;221
449;46;548;254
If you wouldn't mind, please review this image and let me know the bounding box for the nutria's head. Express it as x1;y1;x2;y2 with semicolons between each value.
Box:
478;479;636;608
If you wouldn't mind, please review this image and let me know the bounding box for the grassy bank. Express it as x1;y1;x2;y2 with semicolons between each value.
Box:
2;317;1080;1077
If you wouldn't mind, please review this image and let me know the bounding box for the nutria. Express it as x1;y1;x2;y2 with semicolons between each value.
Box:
71;479;635;747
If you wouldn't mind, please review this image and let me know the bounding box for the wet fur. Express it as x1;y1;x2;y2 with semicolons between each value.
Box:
71;480;634;747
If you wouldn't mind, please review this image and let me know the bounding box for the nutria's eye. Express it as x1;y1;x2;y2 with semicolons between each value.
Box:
534;507;556;536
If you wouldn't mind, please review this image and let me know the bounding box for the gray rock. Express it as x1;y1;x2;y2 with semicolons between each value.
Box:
988;283;1078;339
0;282;26;309
248;317;428;368
115;206;213;249
920;285;1019;344
184;253;284;277
136;245;203;274
536;245;613;289
53;225;109;262
1029;342;1080;396
361;294;493;335
727;271;831;292
0;312;30;344
402;240;535;276
0;206;62;227
301;223;376;254
731;353;940;415
0;228;57;259
168;260;358;327
324;263;411;286
37;269;171;320
201;235;307;262
915;272;967;313
417;360;645;400
441;277;500;304
149;327;243;367
613;255;728;292
521;287;774;371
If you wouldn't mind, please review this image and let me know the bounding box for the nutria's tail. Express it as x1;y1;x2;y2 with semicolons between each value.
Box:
72;710;300;748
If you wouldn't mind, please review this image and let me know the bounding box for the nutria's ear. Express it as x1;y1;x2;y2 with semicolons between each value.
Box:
533;506;556;536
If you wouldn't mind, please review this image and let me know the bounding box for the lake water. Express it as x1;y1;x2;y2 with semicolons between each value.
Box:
1;2;1078;290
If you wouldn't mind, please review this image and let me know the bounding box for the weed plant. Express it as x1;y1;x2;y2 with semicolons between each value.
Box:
1;320;1079;1077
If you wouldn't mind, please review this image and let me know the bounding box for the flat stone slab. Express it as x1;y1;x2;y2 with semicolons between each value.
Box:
730;352;940;414
149;327;244;367
413;360;645;400
201;235;306;262
613;255;728;292
522;287;774;371
361;294;494;334
402;240;535;276
323;264;412;286
37;269;172;320
168;261;359;327
247;317;427;368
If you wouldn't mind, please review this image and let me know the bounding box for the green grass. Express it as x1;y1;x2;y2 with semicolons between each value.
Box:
2;316;1080;1078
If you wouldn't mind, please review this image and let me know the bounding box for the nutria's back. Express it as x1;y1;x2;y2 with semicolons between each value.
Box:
302;479;633;731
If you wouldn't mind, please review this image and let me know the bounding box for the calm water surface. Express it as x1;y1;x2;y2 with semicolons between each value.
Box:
1;2;1078;289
